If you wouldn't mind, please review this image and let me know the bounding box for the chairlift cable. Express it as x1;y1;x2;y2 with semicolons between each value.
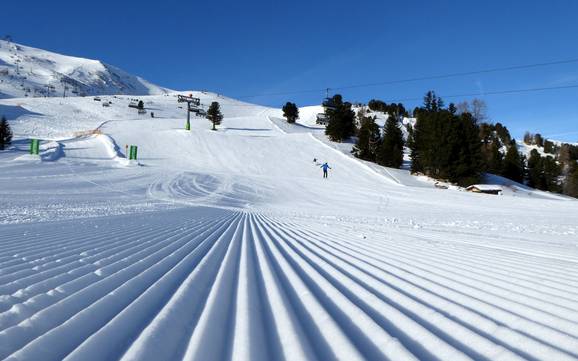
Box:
235;57;578;99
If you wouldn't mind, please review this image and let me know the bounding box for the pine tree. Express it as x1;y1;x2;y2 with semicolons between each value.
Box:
542;156;561;192
485;142;503;174
378;114;404;168
533;133;544;147
409;93;482;185
523;131;533;145
423;91;435;111
494;123;512;145
451;111;483;186
563;163;578;198
543;139;554;154
137;100;144;110
325;94;355;142
207;102;223;130
0;116;13;150
352;114;380;161
502;141;524;183
527;150;543;188
423;90;444;112
282;102;299;123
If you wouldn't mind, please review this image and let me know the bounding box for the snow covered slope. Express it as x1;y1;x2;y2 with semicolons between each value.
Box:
0;93;577;361
0;40;171;99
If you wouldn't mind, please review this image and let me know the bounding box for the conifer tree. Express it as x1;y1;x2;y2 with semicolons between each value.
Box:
207;102;223;131
563;163;578;198
423;91;444;112
542;156;561;192
523;131;533;145
378;114;404;168
543;139;554;154
410;92;482;185
0;116;12;150
325;94;355;142
352;113;380;161
527;150;543;188
282;102;299;123
494;123;512;145
452;111;483;186
502;141;524;183
485;142;504;174
423;91;435;111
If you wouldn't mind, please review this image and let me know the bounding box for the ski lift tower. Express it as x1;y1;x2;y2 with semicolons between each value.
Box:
322;88;336;110
178;94;201;130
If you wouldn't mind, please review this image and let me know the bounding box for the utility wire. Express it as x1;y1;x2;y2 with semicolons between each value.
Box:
333;58;578;91
221;83;578;107
236;57;578;99
380;84;578;103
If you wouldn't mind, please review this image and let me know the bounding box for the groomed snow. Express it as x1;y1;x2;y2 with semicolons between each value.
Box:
0;93;577;361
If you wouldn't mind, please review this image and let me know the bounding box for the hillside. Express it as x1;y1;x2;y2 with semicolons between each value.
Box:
0;92;577;360
0;40;171;99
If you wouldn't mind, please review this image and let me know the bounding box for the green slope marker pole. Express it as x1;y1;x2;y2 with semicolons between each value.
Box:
30;139;39;155
129;145;138;160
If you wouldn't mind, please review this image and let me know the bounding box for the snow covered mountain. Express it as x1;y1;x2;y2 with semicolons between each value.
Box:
0;40;171;99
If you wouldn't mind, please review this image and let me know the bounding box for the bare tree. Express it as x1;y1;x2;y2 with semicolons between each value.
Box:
455;101;470;115
471;99;488;123
455;99;487;123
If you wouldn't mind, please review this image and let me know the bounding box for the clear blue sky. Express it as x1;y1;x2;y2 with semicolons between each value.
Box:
3;0;578;141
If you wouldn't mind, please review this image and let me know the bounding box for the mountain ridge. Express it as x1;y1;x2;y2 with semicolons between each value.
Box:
0;39;172;99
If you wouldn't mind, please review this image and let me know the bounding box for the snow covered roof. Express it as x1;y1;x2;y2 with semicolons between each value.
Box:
466;184;503;191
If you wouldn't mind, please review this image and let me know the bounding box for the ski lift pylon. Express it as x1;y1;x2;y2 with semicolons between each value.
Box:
322;88;336;110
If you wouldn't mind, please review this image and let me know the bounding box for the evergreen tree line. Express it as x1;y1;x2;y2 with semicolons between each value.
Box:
367;100;408;117
478;122;524;183
352;109;405;168
524;143;578;197
0;116;13;150
521;131;578;197
523;132;561;154
409;91;484;186
284;91;578;198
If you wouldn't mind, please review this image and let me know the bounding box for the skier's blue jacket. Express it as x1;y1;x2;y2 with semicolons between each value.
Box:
321;163;331;171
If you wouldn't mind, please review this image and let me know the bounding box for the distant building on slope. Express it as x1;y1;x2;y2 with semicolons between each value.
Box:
316;113;329;126
466;184;503;195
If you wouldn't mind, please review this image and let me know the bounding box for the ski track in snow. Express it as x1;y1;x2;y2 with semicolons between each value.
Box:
0;94;577;360
0;209;577;361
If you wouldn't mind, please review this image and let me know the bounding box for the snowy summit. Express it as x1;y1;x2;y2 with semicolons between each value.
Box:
0;39;170;99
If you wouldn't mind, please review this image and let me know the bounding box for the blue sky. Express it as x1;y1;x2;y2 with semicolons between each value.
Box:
3;0;578;141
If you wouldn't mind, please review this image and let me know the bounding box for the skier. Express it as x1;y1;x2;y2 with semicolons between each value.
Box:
320;162;331;178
